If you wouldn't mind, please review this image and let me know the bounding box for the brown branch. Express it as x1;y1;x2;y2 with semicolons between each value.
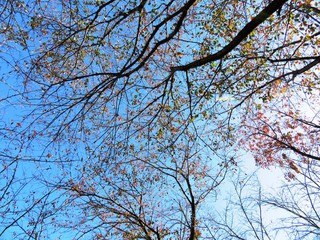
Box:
172;0;288;71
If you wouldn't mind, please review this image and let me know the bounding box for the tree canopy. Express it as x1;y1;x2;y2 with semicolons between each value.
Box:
0;0;320;239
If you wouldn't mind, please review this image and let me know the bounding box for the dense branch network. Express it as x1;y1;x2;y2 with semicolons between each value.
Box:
0;0;320;239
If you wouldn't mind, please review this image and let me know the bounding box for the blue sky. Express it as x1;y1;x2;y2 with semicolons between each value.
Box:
1;0;320;239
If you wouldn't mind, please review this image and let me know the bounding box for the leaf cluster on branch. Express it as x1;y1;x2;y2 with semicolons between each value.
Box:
0;0;320;239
